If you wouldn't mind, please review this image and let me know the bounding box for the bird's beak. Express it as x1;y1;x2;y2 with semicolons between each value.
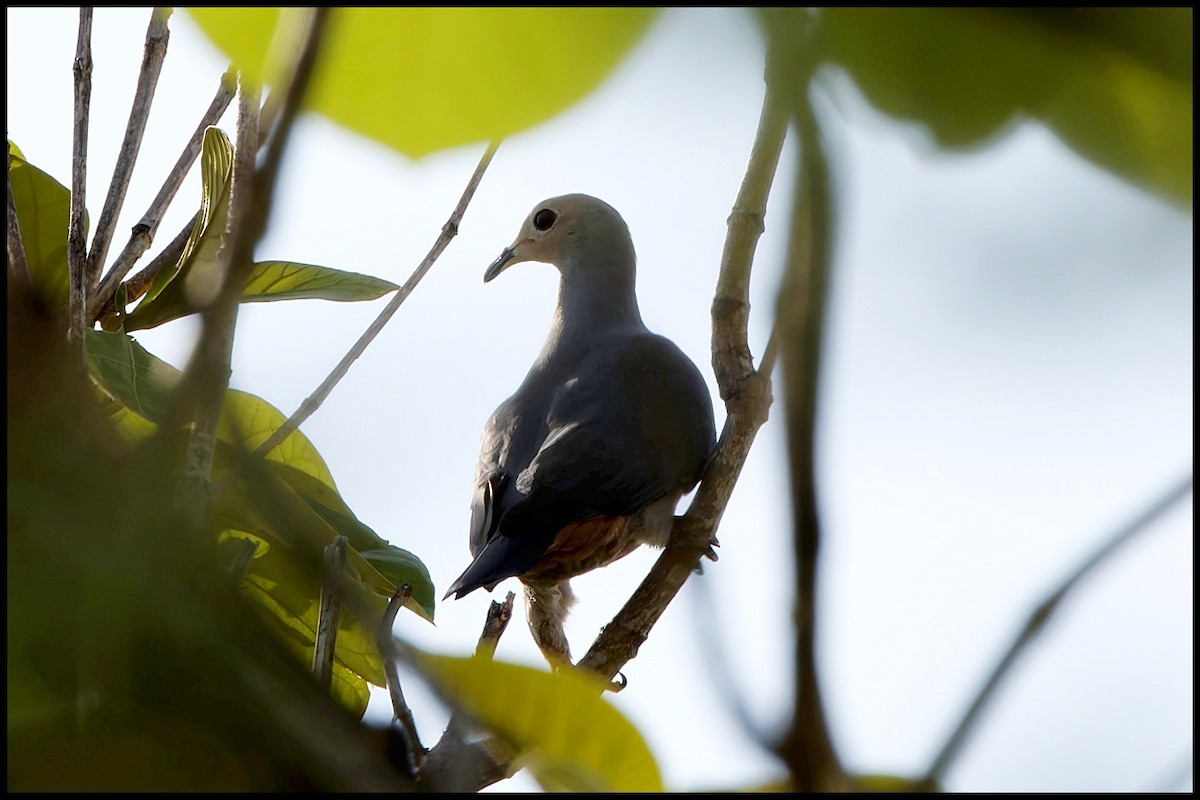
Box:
484;247;516;283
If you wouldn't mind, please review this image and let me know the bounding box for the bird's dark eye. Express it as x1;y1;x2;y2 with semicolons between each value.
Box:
533;208;557;232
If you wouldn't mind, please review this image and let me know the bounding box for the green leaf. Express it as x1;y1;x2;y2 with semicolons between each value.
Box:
360;547;436;622
86;329;337;491
185;8;660;158
124;126;234;331
415;653;664;792
7;140;75;307
817;8;1192;204
242;261;398;303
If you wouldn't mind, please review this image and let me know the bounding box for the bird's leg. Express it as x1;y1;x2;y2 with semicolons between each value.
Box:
523;580;576;669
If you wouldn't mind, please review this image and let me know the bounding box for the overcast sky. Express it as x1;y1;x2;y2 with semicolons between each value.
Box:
7;7;1193;792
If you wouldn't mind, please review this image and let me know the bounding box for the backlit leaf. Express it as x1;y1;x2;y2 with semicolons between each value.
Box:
415;652;664;792
185;8;659;158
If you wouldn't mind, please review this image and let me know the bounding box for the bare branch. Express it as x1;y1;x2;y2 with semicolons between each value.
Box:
417;593;518;792
6;148;32;289
85;7;171;288
920;472;1194;789
67;7;93;363
314;536;348;688
577;48;788;687
251;140;501;462
91;69;237;321
378;584;428;775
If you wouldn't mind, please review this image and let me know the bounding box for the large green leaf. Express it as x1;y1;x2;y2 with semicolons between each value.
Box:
415;653;664;793
817;8;1192;204
242;261;398;303
184;8;660;158
7;140;76;307
87;329;335;490
86;329;437;613
86;329;437;701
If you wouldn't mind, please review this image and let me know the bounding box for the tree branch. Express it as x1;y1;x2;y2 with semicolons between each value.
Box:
179;80;261;498
757;8;849;792
314;535;348;687
250;139;501;462
378;584;428;776
85;7;171;289
577;47;789;685
417;593;518;792
67;7;93;364
90;69;237;322
919;472;1194;790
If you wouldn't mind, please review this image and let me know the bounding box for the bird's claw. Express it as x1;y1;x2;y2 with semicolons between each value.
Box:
607;671;628;693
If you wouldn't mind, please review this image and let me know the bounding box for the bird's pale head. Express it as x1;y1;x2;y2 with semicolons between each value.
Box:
484;194;636;283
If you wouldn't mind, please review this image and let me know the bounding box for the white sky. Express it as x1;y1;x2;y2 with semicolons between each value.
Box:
7;7;1193;793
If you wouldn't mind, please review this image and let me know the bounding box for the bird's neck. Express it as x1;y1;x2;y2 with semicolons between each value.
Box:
541;271;643;358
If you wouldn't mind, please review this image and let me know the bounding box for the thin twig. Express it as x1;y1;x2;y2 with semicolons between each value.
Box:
91;69;236;321
919;472;1194;790
767;7;848;791
688;576;766;745
314;535;348;688
67;7;93;363
251;140;501;462
378;584;427;775
6;149;32;289
85;7;171;289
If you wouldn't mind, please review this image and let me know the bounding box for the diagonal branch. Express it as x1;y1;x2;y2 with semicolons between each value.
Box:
250;140;501;462
919;472;1194;790
85;7;171;288
90;68;237;322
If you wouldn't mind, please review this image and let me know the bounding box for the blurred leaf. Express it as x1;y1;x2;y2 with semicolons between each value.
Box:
415;653;664;792
243;261;398;303
818;8;1192;204
7;140;76;307
184;8;659;158
855;774;940;792
126;126;233;332
9;280;408;791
